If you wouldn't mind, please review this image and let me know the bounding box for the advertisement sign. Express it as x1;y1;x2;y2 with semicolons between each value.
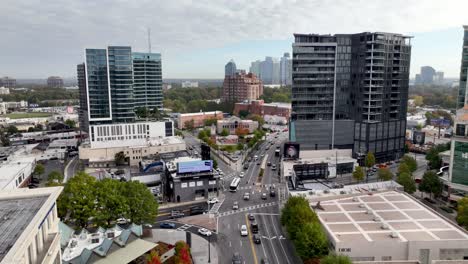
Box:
412;131;426;145
177;160;213;174
430;119;451;128
293;163;328;180
284;142;300;159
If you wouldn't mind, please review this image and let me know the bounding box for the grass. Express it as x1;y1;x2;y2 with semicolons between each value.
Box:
3;112;52;119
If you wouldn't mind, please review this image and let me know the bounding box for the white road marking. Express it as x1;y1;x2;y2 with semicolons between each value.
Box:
229;241;232;247
240;240;242;247
261;215;280;264
270;214;291;264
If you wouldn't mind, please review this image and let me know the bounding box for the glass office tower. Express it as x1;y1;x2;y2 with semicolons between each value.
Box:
132;52;163;110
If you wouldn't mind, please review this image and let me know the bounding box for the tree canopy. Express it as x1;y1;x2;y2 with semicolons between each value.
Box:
401;155;417;173
419;171;443;198
352;166;365;182
378;168;394;181
114;151;127;166
397;172;416;194
426;143;450;170
365;152;375;168
456;197;468;230
321;254;353;264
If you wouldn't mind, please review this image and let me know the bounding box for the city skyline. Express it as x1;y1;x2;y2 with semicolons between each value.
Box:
1;1;468;79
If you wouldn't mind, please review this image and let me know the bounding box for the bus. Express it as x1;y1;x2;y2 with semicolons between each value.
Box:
229;177;241;192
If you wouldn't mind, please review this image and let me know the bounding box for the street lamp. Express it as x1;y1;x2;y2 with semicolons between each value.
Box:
208;234;211;263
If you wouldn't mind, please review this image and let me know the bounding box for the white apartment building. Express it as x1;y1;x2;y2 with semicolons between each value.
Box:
0;187;63;264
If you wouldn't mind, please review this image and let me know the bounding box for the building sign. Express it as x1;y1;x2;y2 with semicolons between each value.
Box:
189;182;196;187
412;131;425;145
284;142;300;159
178;160;213;174
430;119;451;128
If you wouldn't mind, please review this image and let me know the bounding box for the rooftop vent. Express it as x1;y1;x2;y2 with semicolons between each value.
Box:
366;209;373;214
381;224;389;230
352;197;358;202
390;232;399;238
373;216;381;222
359;203;366;208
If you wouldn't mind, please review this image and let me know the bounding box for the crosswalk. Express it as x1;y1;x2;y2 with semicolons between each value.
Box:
218;202;277;217
208;199;224;214
177;224;193;231
235;183;277;191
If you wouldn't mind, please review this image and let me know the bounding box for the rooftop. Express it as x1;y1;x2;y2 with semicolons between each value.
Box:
178;111;222;117
0;156;36;190
313;190;468;243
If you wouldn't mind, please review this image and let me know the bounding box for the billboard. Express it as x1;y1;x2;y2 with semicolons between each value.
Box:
430;119;451;128
284;142;300;159
293;163;328;180
177;160;213;174
412;131;426;145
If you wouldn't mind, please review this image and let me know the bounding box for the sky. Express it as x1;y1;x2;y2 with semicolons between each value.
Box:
1;0;468;79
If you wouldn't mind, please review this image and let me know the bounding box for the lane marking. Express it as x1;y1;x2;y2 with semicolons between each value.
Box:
245;213;259;264
261;214;280;264
270;214;291;264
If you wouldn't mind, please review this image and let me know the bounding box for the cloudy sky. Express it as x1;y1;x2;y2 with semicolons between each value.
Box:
1;0;468;79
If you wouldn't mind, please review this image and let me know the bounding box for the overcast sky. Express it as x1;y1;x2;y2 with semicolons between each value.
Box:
1;0;468;79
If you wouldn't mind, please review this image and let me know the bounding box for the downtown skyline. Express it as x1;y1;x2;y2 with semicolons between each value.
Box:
1;0;468;79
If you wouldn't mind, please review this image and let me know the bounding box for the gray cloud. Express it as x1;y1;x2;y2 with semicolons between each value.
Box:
0;0;467;78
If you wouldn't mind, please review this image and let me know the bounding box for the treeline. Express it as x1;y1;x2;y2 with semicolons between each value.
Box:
0;87;78;105
409;85;457;109
260;86;291;103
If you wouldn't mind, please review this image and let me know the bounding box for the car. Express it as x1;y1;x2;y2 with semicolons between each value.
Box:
216;168;222;172
265;146;270;150
243;192;250;200
159;222;176;229
240;225;248;236
257;161;261;165
143;224;153;228
261;154;265;157
248;157;252;162
198;228;212;237
233;201;239;210
261;193;267;200
272;164;276;170
189;206;205;215
260;258;270;264
248;213;255;221
116;218;130;224
232;253;243;264
440;206;454;214
244;164;249;170
267;161;271;166
207;197;219;204
239;172;244;178
372;167;377;172
253;234;261;244
170;210;185;218
269;188;276;197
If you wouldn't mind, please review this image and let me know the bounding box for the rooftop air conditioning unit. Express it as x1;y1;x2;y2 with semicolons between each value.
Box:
359;203;366;208
373;216;381;222
352;197;358;202
366;209;373;214
381;224;389;230
390;232;399;238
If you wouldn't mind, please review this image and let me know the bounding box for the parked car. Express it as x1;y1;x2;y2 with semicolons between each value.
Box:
440;206;454;214
261;193;267;200
116;218;130;224
159;222;176;229
207;197;219;204
244;164;249;170
272;164;276;170
232;253;243;264
253;234;261;244
198;228;212;237
243;193;250;200
240;225;248;236
233;201;239;210
267;162;271;166
239;172;244;178
189;206;205;215
248;213;255;221
171;210;185;219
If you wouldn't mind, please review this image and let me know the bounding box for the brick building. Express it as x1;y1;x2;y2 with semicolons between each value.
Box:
222;71;263;102
216;116;259;135
177;111;223;129
234;100;291;119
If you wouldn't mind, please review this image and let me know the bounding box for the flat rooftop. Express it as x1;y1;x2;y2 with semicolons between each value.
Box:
316;191;468;243
0;156;36;190
178;111;222;117
0;195;48;262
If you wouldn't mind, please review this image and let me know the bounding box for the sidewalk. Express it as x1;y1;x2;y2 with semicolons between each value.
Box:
147;229;219;264
159;199;207;209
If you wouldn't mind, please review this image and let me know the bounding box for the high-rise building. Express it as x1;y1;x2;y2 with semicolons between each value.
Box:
222;71;263;102
47;76;64;88
435;71;444;84
418;66;436;85
0;76;16;88
448;105;468;189
132;52;163;110
458;25;468;108
249;60;261;77
225;59;237;77
280;52;292;86
261;57;274;84
272;58;280;84
77;46;163;130
77;63;89;132
291;32;411;161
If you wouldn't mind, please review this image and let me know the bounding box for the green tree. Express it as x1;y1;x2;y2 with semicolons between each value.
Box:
58;172;97;228
220;128;229;137
65;119;76;128
249;114;265;127
211;157;218;169
398;163;411;176
294;222;329;260
365;152;376;169
419;171;443;198
33;163;45;178
415;124;423;130
135;107;148;118
184;120;195;131
198;130;207;140
456;197;468;230
401;155;417;173
237;142;244;151
426;143;450;170
7;125;18;135
114;151;127;166
321;254;353;264
404;143;409;153
120;181;159;224
204;118;217;127
281;196;318;240
95;179;128;227
47;171;64;185
397;172;416;194
352;166;365;182
378;168;394;181
412;95;424;106
0;130;10;146
238;110;250;118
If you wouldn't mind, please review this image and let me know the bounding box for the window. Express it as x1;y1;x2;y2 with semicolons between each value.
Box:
189;182;195;187
381;256;392;261
197;181;203;186
181;183;188;188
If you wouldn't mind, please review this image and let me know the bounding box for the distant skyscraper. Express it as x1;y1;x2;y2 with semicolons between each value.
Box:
272;58;280;85
435;71;444;84
291;32;411;161
0;77;16;88
280;53;292;86
78;46;163;129
458;26;468;108
249;60;261;77
261;57;274;84
420;66;436;84
47;76;64;88
77;63;88;132
222;72;263;102
225;59;237;77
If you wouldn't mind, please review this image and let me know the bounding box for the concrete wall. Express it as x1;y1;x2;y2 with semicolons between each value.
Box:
172;177;219;202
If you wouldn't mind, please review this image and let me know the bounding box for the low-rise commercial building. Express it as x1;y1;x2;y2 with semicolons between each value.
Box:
0;76;16;88
292;182;468;263
0;145;39;190
181;81;198;88
0;86;10;95
177;111;223;130
216;116;258;135
234;99;291;119
0;187;63;264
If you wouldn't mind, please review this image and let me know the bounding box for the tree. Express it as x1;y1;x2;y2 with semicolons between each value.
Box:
456;197;468;230
412;95;424;106
47;171;64;185
398;163;411;176
365;152;376;169
426;143;450;170
401;155;417;173
249;114;265;127
321;254;353;264
146;249;162;264
415;124;423;130
238;110;250;118
198;130;207;140
33;163;45;178
7;125;18;135
65;119;76;128
378;168;394;181
294;222;329;261
404;143;409;153
352;166;365;182
397;172;416;194
220;128;229;137
204;118;217;127
281;196;318;240
211;156;218;169
184;120;195;131
237;142;244;151
114;151;127;166
120;181;159;224
0;130;10;146
174;241;192;264
94;179;129;227
135;107;149;118
419;171;443;198
58;172;98;228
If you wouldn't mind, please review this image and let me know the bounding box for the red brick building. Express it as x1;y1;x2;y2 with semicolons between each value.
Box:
222;71;263;102
177;111;223;129
234;100;291;119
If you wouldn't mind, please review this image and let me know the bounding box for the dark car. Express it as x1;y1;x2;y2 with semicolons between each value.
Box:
159;222;176;229
269;187;276;197
267;162;271;166
189;206;205;215
248;214;255;221
253;234;261;244
171;210;185;219
232;252;243;264
261;258;270;264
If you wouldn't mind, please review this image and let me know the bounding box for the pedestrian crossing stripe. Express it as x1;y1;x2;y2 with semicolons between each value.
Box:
177;224;193;231
217;202;277;217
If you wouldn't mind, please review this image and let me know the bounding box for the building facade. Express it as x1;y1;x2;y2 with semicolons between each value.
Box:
280;52;292;86
216;116;259;134
0;76;16;88
458;25;468;108
47;76;64;88
417;66;436;85
77;63;89;132
448;104;468;191
225;59;237;77
291;32;411;162
222;71;263;102
132;52;163;110
234;99;291;119
177;111;223;129
0;86;10;95
249;60;261;77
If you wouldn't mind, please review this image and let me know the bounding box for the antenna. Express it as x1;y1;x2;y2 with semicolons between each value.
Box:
147;28;152;53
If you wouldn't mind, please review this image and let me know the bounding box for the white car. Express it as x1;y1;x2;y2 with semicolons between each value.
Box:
239;172;244;178
232;201;239;210
116;218;130;224
198;228;212;237
207;197;219;204
240;225;248;236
